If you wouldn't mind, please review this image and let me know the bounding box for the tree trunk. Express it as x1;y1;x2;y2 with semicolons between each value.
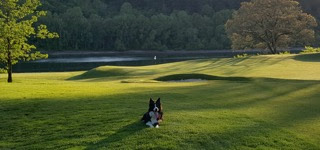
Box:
271;36;278;54
273;46;278;54
7;64;12;83
7;51;13;83
269;45;278;54
266;43;276;54
7;36;13;83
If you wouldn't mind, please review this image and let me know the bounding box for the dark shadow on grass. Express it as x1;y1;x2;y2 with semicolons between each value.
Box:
85;121;145;150
293;53;320;62
156;73;252;82
155;73;320;82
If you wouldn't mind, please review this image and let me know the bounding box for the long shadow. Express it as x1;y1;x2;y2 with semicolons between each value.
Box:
293;53;320;62
156;73;252;82
155;73;320;82
85;121;145;150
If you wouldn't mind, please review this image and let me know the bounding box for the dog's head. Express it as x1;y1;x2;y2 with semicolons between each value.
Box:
149;98;162;112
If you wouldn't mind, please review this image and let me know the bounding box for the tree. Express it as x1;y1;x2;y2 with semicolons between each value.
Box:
225;0;318;54
0;0;58;83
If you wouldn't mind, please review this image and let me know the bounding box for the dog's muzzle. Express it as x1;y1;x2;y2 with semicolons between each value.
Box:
154;104;159;112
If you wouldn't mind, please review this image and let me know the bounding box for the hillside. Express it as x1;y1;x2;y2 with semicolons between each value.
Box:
71;53;320;81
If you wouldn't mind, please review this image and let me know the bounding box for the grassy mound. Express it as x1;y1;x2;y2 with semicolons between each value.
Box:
69;66;154;80
69;53;320;81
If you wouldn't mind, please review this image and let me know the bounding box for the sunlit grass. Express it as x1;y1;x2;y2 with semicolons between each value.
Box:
0;53;320;149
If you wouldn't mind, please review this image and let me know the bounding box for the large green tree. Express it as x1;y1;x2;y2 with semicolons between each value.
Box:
0;0;58;83
225;0;318;54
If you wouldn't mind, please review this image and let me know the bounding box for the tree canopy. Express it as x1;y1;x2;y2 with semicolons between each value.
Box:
225;0;317;54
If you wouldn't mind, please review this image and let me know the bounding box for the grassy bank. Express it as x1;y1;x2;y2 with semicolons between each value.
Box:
1;53;320;149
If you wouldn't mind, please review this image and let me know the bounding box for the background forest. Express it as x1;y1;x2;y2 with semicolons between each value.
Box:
34;0;320;51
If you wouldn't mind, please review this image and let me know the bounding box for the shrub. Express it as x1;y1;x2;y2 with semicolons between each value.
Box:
300;46;320;54
234;53;248;58
0;68;7;74
278;51;291;55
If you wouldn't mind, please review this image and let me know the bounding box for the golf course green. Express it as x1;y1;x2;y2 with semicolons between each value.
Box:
1;53;320;149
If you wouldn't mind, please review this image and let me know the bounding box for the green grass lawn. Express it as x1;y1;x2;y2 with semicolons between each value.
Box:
1;53;320;149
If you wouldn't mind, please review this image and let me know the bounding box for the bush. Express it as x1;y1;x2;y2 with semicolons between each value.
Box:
278;51;291;55
234;53;248;58
300;46;320;54
0;68;7;74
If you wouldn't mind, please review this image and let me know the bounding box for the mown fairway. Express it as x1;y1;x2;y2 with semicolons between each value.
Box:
1;53;320;149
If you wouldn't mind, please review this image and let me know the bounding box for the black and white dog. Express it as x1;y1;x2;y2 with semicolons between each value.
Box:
141;98;163;128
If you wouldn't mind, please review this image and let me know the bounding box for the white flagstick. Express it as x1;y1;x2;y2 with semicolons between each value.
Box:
154;56;157;65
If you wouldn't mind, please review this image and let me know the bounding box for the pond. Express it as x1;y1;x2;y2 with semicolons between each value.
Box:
13;55;213;72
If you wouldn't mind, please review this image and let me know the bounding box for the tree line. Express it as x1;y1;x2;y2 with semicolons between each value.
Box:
34;0;320;51
35;1;233;51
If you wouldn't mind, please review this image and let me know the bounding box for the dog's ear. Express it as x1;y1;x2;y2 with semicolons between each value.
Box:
149;98;155;111
156;98;162;111
149;98;155;105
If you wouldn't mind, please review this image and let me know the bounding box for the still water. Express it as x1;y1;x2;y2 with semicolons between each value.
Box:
13;55;214;72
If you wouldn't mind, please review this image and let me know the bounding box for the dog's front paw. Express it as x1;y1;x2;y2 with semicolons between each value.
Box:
146;122;154;128
155;125;159;128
